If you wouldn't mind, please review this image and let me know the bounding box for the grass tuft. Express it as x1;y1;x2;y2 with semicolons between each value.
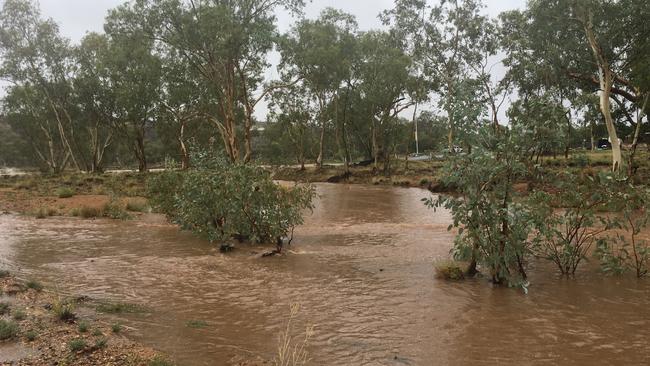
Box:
25;279;43;291
77;320;89;333
148;356;175;366
433;260;466;281
69;338;87;352
0;319;19;340
12;309;26;321
25;329;37;341
52;299;76;322
111;323;122;333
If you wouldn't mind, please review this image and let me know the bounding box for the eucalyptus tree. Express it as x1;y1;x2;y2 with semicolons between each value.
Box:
0;0;80;173
383;0;493;150
501;0;649;173
356;30;414;173
158;47;209;169
104;5;163;172
268;85;316;170
278;8;357;168
128;0;304;164
73;33;117;173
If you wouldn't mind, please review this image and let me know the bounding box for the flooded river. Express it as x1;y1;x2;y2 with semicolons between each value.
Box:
1;183;649;365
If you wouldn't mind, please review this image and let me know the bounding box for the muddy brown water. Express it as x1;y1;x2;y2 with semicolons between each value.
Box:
1;183;649;365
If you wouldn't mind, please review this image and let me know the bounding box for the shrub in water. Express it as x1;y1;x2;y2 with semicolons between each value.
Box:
434;261;466;280
0;320;18;340
149;149;315;249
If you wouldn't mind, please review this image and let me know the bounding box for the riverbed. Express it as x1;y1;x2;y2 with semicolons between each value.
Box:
0;183;648;365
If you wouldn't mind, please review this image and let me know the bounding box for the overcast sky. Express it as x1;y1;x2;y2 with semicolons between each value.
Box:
22;0;526;119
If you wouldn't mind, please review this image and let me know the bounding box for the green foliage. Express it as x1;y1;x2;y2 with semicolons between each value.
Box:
425;132;534;286
433;261;465;281
94;337;108;349
150;151;315;246
68;338;87;352
56;187;76;198
102;197;132;220
0;319;18;340
595;184;650;277
147;170;183;215
111;323;122;333
77;320;89;333
528;173;617;275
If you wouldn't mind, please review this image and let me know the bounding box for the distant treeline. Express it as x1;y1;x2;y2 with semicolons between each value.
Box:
0;0;647;173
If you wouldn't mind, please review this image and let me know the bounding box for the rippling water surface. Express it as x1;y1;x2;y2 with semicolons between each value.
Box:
0;183;648;365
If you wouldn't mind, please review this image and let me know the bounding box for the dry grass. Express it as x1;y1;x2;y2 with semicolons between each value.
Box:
274;304;314;366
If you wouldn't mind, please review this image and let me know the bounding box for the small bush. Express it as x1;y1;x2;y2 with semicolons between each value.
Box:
103;200;132;220
92;329;103;337
434;261;466;280
79;206;101;218
0;320;19;340
70;208;80;217
419;178;429;186
52;299;76;322
94;337;108;349
0;303;9;315
25;280;43;291
77;320;89;333
25;329;37;341
111;323;122;333
126;199;149;213
12;309;26;321
69;338;87;352
0;270;9;278
149;150;314;246
56;187;76;198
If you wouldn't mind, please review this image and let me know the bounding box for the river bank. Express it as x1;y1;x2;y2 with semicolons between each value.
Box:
0;273;170;366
